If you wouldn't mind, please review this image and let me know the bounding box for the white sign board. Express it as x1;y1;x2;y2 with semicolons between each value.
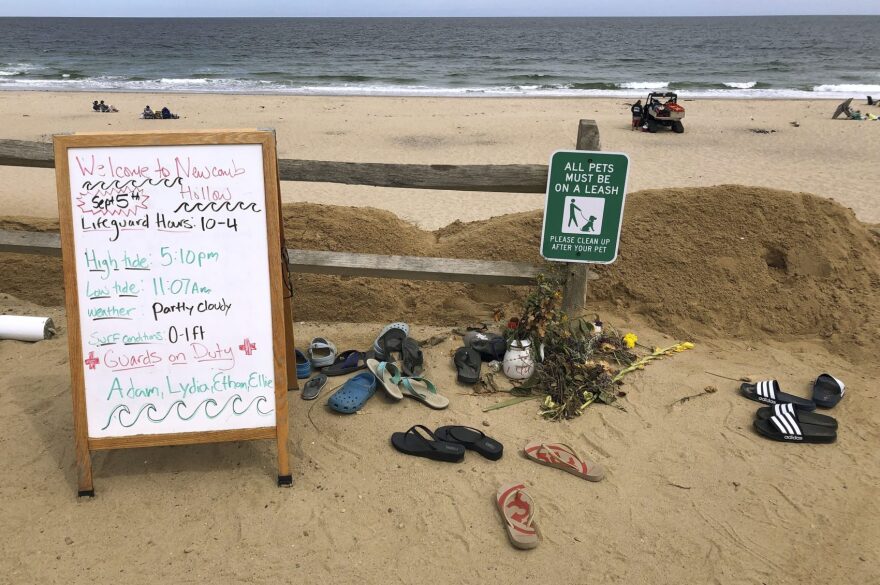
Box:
64;143;277;438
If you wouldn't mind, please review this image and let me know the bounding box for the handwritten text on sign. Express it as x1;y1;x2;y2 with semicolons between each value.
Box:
67;144;275;437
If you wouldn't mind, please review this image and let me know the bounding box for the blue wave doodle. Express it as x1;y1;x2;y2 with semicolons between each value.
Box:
101;395;271;431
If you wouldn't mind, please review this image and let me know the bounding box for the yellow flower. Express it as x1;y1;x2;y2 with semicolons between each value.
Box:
623;333;638;349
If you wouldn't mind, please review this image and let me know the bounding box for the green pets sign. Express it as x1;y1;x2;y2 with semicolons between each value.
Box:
540;150;630;263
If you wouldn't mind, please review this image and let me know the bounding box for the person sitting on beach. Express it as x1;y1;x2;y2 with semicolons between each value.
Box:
98;100;118;113
92;100;101;112
161;106;178;119
143;105;154;119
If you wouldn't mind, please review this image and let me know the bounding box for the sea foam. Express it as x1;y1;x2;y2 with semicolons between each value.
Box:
812;84;880;93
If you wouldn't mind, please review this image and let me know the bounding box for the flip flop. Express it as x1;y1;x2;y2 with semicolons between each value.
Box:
308;337;337;368
322;350;370;377
740;380;816;411
756;403;838;429
301;374;327;401
373;322;409;358
399;376;449;410
434;425;503;460
523;441;604;482
401;337;424;377
390;425;465;462
495;482;539;550
295;349;312;379
453;347;481;384
366;359;404;400
327;371;377;414
812;373;846;408
753;407;837;443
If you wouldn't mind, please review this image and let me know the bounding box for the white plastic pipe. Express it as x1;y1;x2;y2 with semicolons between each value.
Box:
0;316;56;342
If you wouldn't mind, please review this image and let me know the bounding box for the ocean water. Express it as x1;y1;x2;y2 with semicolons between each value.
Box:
1;16;879;98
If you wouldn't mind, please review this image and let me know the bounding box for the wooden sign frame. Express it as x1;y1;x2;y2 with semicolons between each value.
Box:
54;130;291;496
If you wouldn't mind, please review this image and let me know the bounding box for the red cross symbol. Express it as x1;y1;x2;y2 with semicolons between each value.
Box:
84;351;100;370
239;338;257;355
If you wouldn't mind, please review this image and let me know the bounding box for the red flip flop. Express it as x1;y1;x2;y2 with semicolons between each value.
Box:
523;441;604;482
495;482;539;550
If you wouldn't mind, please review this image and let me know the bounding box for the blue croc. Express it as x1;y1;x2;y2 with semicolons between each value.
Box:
295;349;312;379
327;372;377;414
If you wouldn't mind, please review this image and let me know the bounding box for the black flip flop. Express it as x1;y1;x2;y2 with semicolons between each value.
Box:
756;403;837;430
390;425;465;463
401;337;424;377
740;380;816;411
322;350;370;377
434;425;503;461
376;329;406;361
753;408;837;444
454;347;481;384
812;373;846;408
300;374;327;400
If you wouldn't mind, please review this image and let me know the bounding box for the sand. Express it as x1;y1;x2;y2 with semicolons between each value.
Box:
0;91;879;226
5;186;878;362
1;91;880;585
1;295;878;585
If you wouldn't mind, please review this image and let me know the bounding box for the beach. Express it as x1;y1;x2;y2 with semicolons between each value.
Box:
1;91;878;226
1;90;879;585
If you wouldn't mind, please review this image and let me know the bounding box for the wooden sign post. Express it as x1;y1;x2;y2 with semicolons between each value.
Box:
54;130;291;496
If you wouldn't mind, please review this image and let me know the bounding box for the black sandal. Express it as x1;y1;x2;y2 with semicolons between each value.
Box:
375;329;406;362
812;373;845;408
753;407;837;444
453;347;481;384
401;337;424;377
755;403;837;429
740;380;815;410
390;425;465;462
434;425;503;460
322;350;371;377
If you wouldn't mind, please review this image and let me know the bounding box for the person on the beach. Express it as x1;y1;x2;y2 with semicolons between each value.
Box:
93;100;117;113
568;198;581;228
143;105;154;118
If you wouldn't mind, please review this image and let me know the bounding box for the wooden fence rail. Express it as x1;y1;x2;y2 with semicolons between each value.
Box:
0;139;548;193
0;120;602;307
0;229;557;286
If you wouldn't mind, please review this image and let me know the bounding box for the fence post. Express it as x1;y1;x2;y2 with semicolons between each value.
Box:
561;119;601;315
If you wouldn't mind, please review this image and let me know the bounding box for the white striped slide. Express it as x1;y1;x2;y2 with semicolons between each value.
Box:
740;379;815;410
756;402;838;429
753;403;837;444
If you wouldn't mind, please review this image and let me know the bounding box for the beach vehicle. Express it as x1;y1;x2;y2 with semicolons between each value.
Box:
638;91;685;133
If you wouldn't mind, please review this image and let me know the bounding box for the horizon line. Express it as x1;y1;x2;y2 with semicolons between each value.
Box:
2;14;878;18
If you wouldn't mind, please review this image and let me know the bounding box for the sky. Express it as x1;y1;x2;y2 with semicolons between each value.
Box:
1;0;879;17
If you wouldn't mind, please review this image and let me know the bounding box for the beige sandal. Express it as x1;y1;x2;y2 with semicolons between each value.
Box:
366;359;403;400
399;376;449;409
523;441;604;482
495;482;539;550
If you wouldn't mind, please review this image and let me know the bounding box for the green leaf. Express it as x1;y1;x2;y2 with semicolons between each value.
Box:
482;395;540;412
